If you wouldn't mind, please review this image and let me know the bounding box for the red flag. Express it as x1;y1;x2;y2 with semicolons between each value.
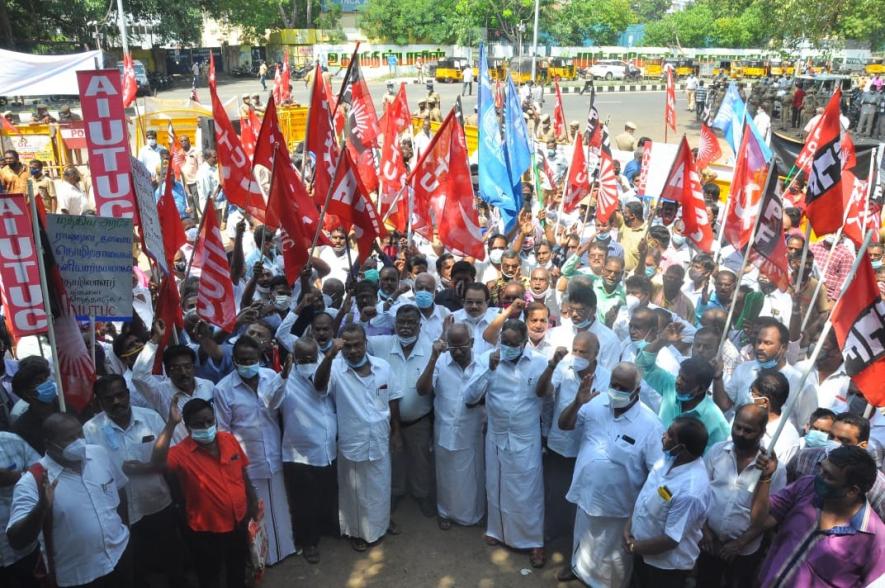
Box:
595;126;619;224
167;123;185;179
378;82;412;136
378;88;409;232
192;197;237;332
253;95;288;172
265;143;316;284
1;114;19;135
208;54;266;222
552;82;566;139
585;105;603;151
841;134;878;247
696;124;723;170
562;134;590;213
158;162;187;269
637;139;652;196
665;66;677;133
831;255;885;406
795;115;824;175
343;57;381;193
724;123;768;250
409;110;485;260
304;64;340;207
122;53;138;108
280;50;291;102
660;136;713;252
748;166;791;291
240;110;260;161
272;64;283;106
190;87;200;104
153;275;183;374
804;88;846;236
325;150;387;263
326;75;346;137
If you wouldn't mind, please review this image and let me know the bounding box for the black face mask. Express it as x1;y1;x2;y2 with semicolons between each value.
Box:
732;434;758;451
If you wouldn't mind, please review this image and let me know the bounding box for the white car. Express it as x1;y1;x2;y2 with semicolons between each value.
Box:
588;60;628;80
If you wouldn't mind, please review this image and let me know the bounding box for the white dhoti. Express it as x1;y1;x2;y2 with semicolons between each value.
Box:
253;470;297;565
485;437;544;549
338;453;391;543
572;509;632;588
435;444;485;526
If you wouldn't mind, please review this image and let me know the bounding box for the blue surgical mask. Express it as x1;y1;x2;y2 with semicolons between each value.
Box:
61;438;87;462
804;429;831;448
872;260;883;270
36;379;57;404
319;339;333;352
415;290;434;309
572;356;590;372
236;362;261;379
346;355;369;369
573;317;594;329
758;358;778;369
398;334;418;346
29;168;40;177
676;390;696;403
499;344;523;361
645;266;656;278
671;234;686;247
364;269;380;283
191;425;217;444
663;443;683;467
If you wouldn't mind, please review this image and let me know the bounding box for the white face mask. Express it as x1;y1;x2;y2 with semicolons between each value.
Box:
61;438;87;462
572;355;590;372
295;362;318;379
489;249;505;265
607;388;635;409
625;294;640;312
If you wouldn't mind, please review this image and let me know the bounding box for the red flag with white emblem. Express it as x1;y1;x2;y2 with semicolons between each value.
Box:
280;49;291;102
595;126;620;224
696;123;722;170
192;196;237;332
158;162;187;269
748;165;791;291
562;133;590;213
408;109;485;260
660;136;713;252
378;87;409;232
240;110;260;161
665;66;677;133
724;123;768;250
272;64;282;106
208;54;266;222
804;89;846;236
325;149;387;263
122;53;138;108
841;134;879;247
831;255;885;406
343;57;381;193
305;64;340;207
553;82;566;139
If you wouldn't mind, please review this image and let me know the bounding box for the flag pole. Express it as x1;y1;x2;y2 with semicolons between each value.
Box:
184;196;214;283
26;184;66;413
301;65;318;181
798;203;853;332
716;159;774;355
861;147;877;237
556;135;577;239
793;222;813;293
332;42;361;121
749;227;876;492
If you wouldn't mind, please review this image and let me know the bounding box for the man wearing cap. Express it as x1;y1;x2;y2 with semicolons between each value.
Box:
31;104;56;123
251;94;266;115
567;120;581;143
426;82;441;110
383;82;397;112
57;105;81;122
615;122;637;151
428;98;442;123
536;114;555;142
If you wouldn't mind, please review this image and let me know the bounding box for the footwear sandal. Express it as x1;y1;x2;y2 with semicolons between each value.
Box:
351;537;368;552
437;517;452;531
530;548;546;568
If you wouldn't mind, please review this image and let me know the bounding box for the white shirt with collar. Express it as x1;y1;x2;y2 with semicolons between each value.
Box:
0;432;40;567
793;359;851;412
431;354;484;451
725;360;817;428
763;416;801;464
703;439;787;555
464;348;548;452
83;407;173;524
130;341;215;444
547;359;612;458
452;307;498;356
7;445;129;587
316;245;351;285
57;181;86;215
324;355;402;462
630;457;712;571
759;289;792;326
213;367;287;480
613;303;698;343
549;319;620;371
367;334;434;422
527;332;556;359
567;395;663;517
386;302;451;343
281;367;336;467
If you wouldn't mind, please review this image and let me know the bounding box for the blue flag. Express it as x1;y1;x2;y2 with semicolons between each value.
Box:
713;82;771;161
504;74;532;189
477;43;517;228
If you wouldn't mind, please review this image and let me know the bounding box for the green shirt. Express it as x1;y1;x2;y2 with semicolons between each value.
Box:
635;349;730;452
560;257;625;323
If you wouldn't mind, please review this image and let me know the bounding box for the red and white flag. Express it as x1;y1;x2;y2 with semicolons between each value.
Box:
748;165;791;291
325;149;387;263
305;63;341;207
552;82;566;139
562;134;590;213
804;88;846;236
409;110;485;260
342;55;381;193
152;275;183;374
192;196;237;332
208;54;266;222
158;162;187;269
831;255;885;406
665;66;677;134
724;123;768;250
637;139;652;195
696;123;722;170
378;86;410;232
280;49;291;102
841;134;879;247
252;95;288;172
596;127;620;224
122;53;138;108
660;136;713;252
272;64;283;106
240;109;261;161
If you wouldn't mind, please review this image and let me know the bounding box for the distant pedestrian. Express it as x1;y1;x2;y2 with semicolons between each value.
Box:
259;61;268;91
192;61;200;88
388;54;398;76
462;64;474;96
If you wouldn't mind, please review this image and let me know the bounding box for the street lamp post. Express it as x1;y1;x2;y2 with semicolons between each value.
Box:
530;0;540;82
116;0;130;55
517;22;525;58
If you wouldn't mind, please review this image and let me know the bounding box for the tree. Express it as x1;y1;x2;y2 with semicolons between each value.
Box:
544;0;636;45
632;0;671;22
643;3;714;47
359;0;460;44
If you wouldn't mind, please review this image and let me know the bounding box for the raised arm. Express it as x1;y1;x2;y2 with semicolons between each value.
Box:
482;299;524;345
558;373;598;431
313;339;342;393
536;347;568;398
417;339;446;396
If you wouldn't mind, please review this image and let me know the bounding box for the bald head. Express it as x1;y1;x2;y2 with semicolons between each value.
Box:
293;337;318;360
611;362;640;391
446;322;470;343
530;267;549;281
414;272;436;292
736;403;768;429
701;308;728;335
572;330;600;361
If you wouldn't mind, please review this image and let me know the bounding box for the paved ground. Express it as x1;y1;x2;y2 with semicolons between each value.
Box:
171;74;701;145
262;497;575;588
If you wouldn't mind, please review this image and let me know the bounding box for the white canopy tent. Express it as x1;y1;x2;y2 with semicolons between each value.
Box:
0;49;104;96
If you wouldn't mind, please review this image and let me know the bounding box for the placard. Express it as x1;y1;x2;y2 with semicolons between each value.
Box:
131;156;169;275
0;193;48;338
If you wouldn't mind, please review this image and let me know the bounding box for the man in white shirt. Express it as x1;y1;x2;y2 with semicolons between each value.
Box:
753;103;772;144
7;413;131;587
138;130;166;180
549;275;620;370
316;227;351;285
131;320;215;444
281;338;337;564
557;362;663;586
413;116;433;161
178;135;201;208
57;166;86;215
536;331;610;545
213;335;295;565
626;415;712;586
757;274;792;326
83;375;187;587
385;273;450;342
465;319;549;568
699;403;786;586
452;282;498;356
462;64;474;96
416;323;485;529
793;330;851;411
750;370;801;464
367;305;436;517
0;431;41;587
313;323;403;551
195;148;222;214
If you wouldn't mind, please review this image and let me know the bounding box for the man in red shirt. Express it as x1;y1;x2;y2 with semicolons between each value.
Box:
791;84;806;128
152;398;258;588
